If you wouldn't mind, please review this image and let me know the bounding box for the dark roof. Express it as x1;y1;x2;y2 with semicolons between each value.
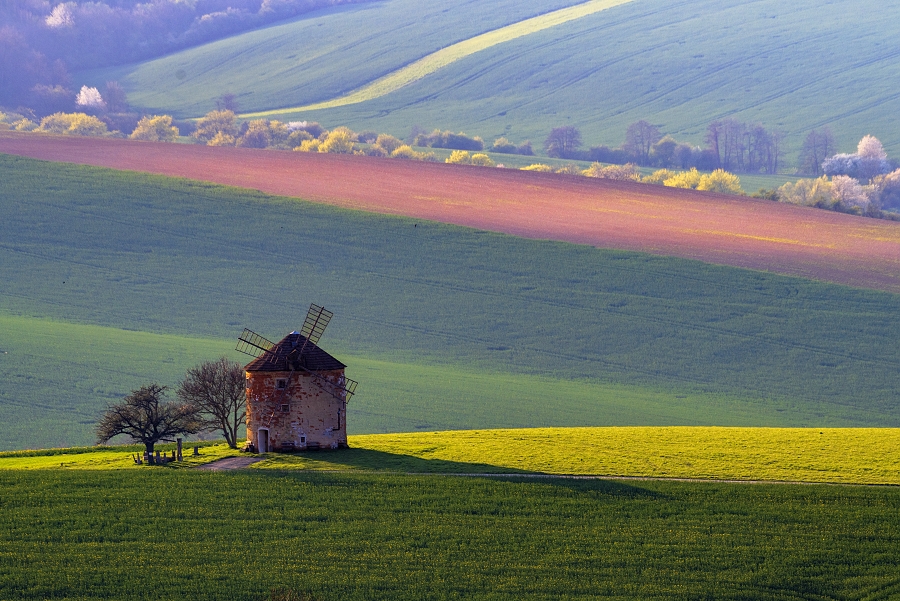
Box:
244;332;346;372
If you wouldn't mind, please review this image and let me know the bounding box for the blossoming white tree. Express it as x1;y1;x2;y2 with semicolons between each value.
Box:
75;86;105;110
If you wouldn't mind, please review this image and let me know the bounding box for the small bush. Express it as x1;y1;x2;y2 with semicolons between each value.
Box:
445;150;471;165
520;164;553;172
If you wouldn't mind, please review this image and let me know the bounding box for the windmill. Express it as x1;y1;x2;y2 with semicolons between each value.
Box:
236;304;358;401
236;304;357;451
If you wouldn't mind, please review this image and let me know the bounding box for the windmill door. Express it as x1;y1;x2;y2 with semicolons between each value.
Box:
258;428;269;453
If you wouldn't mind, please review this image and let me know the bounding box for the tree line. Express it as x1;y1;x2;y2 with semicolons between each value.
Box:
543;119;788;174
5;104;898;218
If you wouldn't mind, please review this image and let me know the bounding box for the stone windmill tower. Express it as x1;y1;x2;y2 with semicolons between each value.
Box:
235;305;357;452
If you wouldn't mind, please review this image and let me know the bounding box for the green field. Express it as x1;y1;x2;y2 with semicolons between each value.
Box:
84;0;900;156
3;153;900;450
2;468;900;600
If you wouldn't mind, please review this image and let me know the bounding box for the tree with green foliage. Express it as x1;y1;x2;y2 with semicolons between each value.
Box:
129;115;179;142
96;384;200;455
543;126;581;159
177;358;246;449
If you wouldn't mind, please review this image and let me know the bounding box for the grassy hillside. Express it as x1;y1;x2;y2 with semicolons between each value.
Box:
3;153;900;450
2;469;900;600
85;0;900;156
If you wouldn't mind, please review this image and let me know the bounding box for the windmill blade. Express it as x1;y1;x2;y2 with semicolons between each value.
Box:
235;328;276;358
300;304;333;348
295;364;358;402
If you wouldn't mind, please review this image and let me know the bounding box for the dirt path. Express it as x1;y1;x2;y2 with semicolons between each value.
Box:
195;456;264;470
3;132;899;292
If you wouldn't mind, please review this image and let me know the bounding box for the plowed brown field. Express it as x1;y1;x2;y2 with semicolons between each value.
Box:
3;132;899;292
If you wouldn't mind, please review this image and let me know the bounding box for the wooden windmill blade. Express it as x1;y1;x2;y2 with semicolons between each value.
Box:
235;328;276;358
299;304;333;354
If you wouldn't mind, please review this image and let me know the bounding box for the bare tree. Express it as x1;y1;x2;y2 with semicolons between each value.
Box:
177;357;246;449
544;126;582;159
623;120;662;165
96;384;200;455
798;128;836;176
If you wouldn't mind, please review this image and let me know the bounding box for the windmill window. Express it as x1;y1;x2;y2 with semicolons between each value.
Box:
275;378;287;390
280;404;290;413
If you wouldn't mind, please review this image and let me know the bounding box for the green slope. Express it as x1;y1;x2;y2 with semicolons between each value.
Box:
2;153;900;450
85;0;900;155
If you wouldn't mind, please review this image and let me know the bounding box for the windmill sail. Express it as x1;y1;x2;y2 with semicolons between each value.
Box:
299;304;333;353
235;328;276;358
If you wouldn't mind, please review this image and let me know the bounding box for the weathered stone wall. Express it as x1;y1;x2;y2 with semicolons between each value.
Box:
245;369;348;451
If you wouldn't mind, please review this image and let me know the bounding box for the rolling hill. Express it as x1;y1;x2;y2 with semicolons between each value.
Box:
82;0;900;156
2;147;900;450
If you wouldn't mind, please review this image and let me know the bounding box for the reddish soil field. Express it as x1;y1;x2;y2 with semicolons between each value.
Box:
3;132;899;293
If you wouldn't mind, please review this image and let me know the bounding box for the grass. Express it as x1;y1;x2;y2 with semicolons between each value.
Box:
2;469;900;600
3;153;900;449
6;426;900;485
0;441;240;470
242;0;634;117
84;0;900;157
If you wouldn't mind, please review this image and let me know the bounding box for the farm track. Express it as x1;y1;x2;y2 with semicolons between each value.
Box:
2;133;899;293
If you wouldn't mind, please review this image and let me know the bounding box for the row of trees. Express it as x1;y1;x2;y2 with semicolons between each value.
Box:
96;358;246;454
544;119;784;174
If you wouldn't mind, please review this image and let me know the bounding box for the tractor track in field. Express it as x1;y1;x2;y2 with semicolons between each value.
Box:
2;132;899;294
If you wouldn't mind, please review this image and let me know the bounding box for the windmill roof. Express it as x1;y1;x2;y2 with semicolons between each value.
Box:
244;332;346;372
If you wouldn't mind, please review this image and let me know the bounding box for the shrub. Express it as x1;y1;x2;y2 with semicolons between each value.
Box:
583;163;640;181
286;129;313;148
318;127;355;154
374;134;403;155
696;169;744;195
777;177;838;208
13;118;37;132
664;168;703;189
357;131;379;144
130;115;179;142
39;112;108;136
287;121;326;139
295;139;321;152
469;153;495;167
391;145;430;160
193;110;238;143
419;130;484;151
490;137;518;154
555;165;582;175
445;150;471;164
237;119;272;148
207;132;235;147
520;164;553;172
642;169;676;185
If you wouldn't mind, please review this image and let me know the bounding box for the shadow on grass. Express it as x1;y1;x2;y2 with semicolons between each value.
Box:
257;448;663;498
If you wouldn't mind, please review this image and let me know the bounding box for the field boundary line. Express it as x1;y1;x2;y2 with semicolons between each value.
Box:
240;0;633;118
